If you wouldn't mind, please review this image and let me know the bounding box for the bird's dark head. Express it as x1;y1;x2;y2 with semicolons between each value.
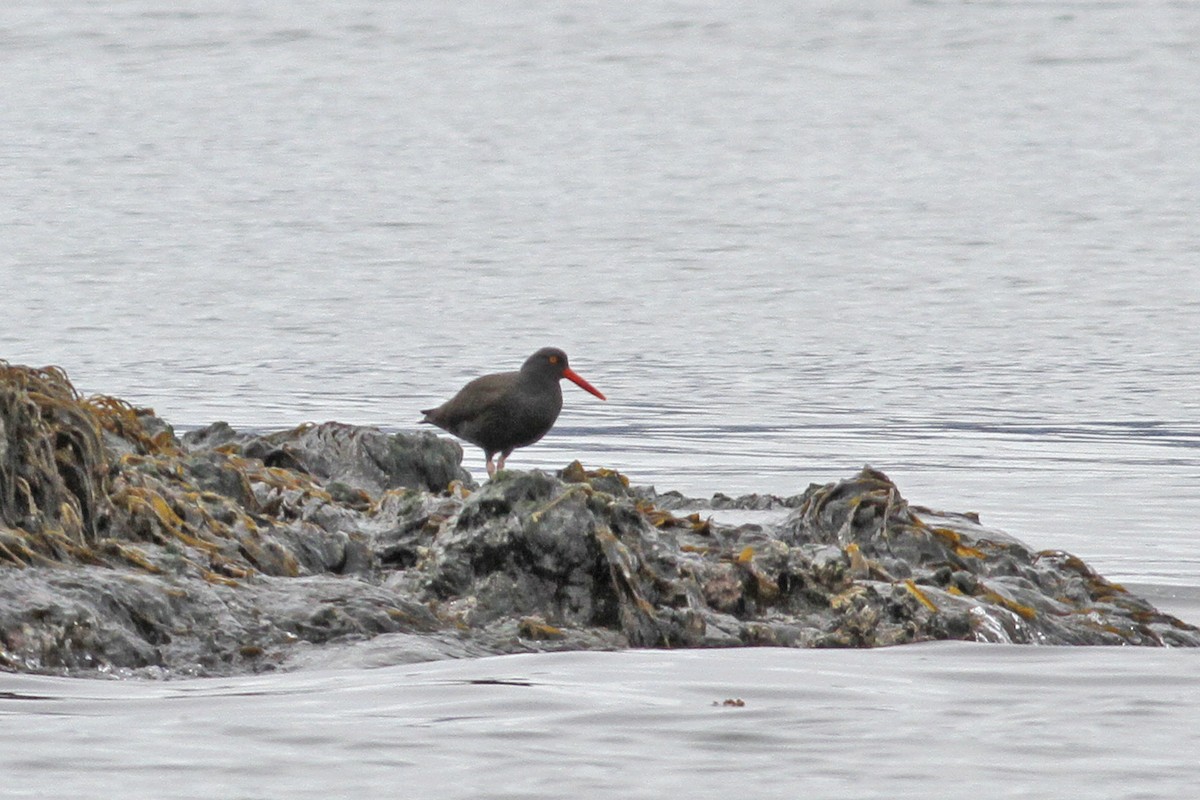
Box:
523;347;571;375
522;347;606;400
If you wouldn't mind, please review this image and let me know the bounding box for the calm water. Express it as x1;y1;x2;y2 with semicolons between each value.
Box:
4;1;1200;796
3;645;1200;799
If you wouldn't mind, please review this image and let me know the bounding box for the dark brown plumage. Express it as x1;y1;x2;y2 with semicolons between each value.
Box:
420;347;606;477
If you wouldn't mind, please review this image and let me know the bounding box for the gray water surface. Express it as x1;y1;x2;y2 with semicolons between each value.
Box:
4;645;1200;799
4;1;1200;796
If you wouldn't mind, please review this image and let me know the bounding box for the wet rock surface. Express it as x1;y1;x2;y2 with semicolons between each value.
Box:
2;362;1198;678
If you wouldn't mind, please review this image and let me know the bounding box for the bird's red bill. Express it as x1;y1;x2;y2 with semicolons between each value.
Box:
562;368;606;400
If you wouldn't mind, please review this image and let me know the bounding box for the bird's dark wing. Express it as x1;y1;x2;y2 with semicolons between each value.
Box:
421;371;517;433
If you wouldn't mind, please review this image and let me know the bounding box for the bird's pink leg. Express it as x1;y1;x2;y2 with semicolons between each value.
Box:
496;453;508;473
486;455;496;478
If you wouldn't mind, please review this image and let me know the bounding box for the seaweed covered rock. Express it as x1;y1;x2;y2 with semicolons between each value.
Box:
1;362;1197;678
183;421;471;496
778;469;1192;645
384;466;1197;651
0;363;114;558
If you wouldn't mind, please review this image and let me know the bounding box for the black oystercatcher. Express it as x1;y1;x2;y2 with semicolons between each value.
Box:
420;347;606;478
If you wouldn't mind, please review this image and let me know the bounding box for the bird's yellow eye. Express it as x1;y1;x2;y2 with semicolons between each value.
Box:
549;355;559;365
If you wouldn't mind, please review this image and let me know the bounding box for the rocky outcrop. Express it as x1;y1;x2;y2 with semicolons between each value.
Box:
1;361;1196;678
